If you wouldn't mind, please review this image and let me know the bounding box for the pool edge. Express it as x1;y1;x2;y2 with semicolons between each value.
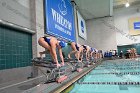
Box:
51;61;102;93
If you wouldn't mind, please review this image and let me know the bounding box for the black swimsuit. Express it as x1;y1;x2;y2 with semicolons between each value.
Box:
83;45;87;50
75;44;79;51
43;37;51;46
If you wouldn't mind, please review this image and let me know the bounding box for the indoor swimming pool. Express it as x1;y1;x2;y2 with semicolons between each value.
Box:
63;59;140;93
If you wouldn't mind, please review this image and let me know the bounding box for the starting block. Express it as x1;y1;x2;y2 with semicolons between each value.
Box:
56;75;68;83
32;57;67;83
77;68;83;72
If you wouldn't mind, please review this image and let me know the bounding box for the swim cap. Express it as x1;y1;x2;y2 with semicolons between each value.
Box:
59;41;66;48
67;41;72;45
91;48;94;51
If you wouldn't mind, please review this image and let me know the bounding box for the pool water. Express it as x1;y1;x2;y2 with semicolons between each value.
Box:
67;59;140;93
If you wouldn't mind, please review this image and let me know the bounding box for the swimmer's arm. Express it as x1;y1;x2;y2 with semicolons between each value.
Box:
51;44;59;64
58;48;64;64
80;51;83;61
86;50;88;60
91;52;93;57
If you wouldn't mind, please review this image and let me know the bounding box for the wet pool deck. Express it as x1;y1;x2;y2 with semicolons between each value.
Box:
0;61;102;93
23;61;102;93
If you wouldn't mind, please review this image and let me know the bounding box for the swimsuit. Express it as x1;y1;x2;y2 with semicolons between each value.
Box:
75;44;79;51
83;45;87;50
43;37;51;46
91;48;94;52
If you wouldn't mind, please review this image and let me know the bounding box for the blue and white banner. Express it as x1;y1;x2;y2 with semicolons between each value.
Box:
45;0;75;41
134;22;140;30
77;11;87;40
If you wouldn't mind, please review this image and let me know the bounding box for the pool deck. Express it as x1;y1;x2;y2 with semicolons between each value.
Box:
23;61;102;93
0;61;102;93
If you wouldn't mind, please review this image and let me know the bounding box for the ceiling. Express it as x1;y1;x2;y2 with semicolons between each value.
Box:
114;0;140;8
71;0;140;20
72;0;111;20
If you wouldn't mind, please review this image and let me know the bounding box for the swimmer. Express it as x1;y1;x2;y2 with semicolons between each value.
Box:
82;45;90;60
90;47;95;59
38;36;66;67
68;42;83;62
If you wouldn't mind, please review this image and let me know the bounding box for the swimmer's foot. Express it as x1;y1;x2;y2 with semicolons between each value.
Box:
56;64;61;68
61;63;65;66
68;54;71;59
78;60;82;62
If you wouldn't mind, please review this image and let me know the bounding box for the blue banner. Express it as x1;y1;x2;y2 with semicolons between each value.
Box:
45;0;75;41
134;22;140;30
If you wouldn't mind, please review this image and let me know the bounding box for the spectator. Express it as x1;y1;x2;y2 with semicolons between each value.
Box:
119;50;123;58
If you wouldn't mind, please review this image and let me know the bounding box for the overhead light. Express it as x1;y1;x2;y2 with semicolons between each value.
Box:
125;2;130;7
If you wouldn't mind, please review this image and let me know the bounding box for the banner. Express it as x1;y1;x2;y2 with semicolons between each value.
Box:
128;17;140;36
77;11;87;40
45;0;75;41
134;22;140;30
